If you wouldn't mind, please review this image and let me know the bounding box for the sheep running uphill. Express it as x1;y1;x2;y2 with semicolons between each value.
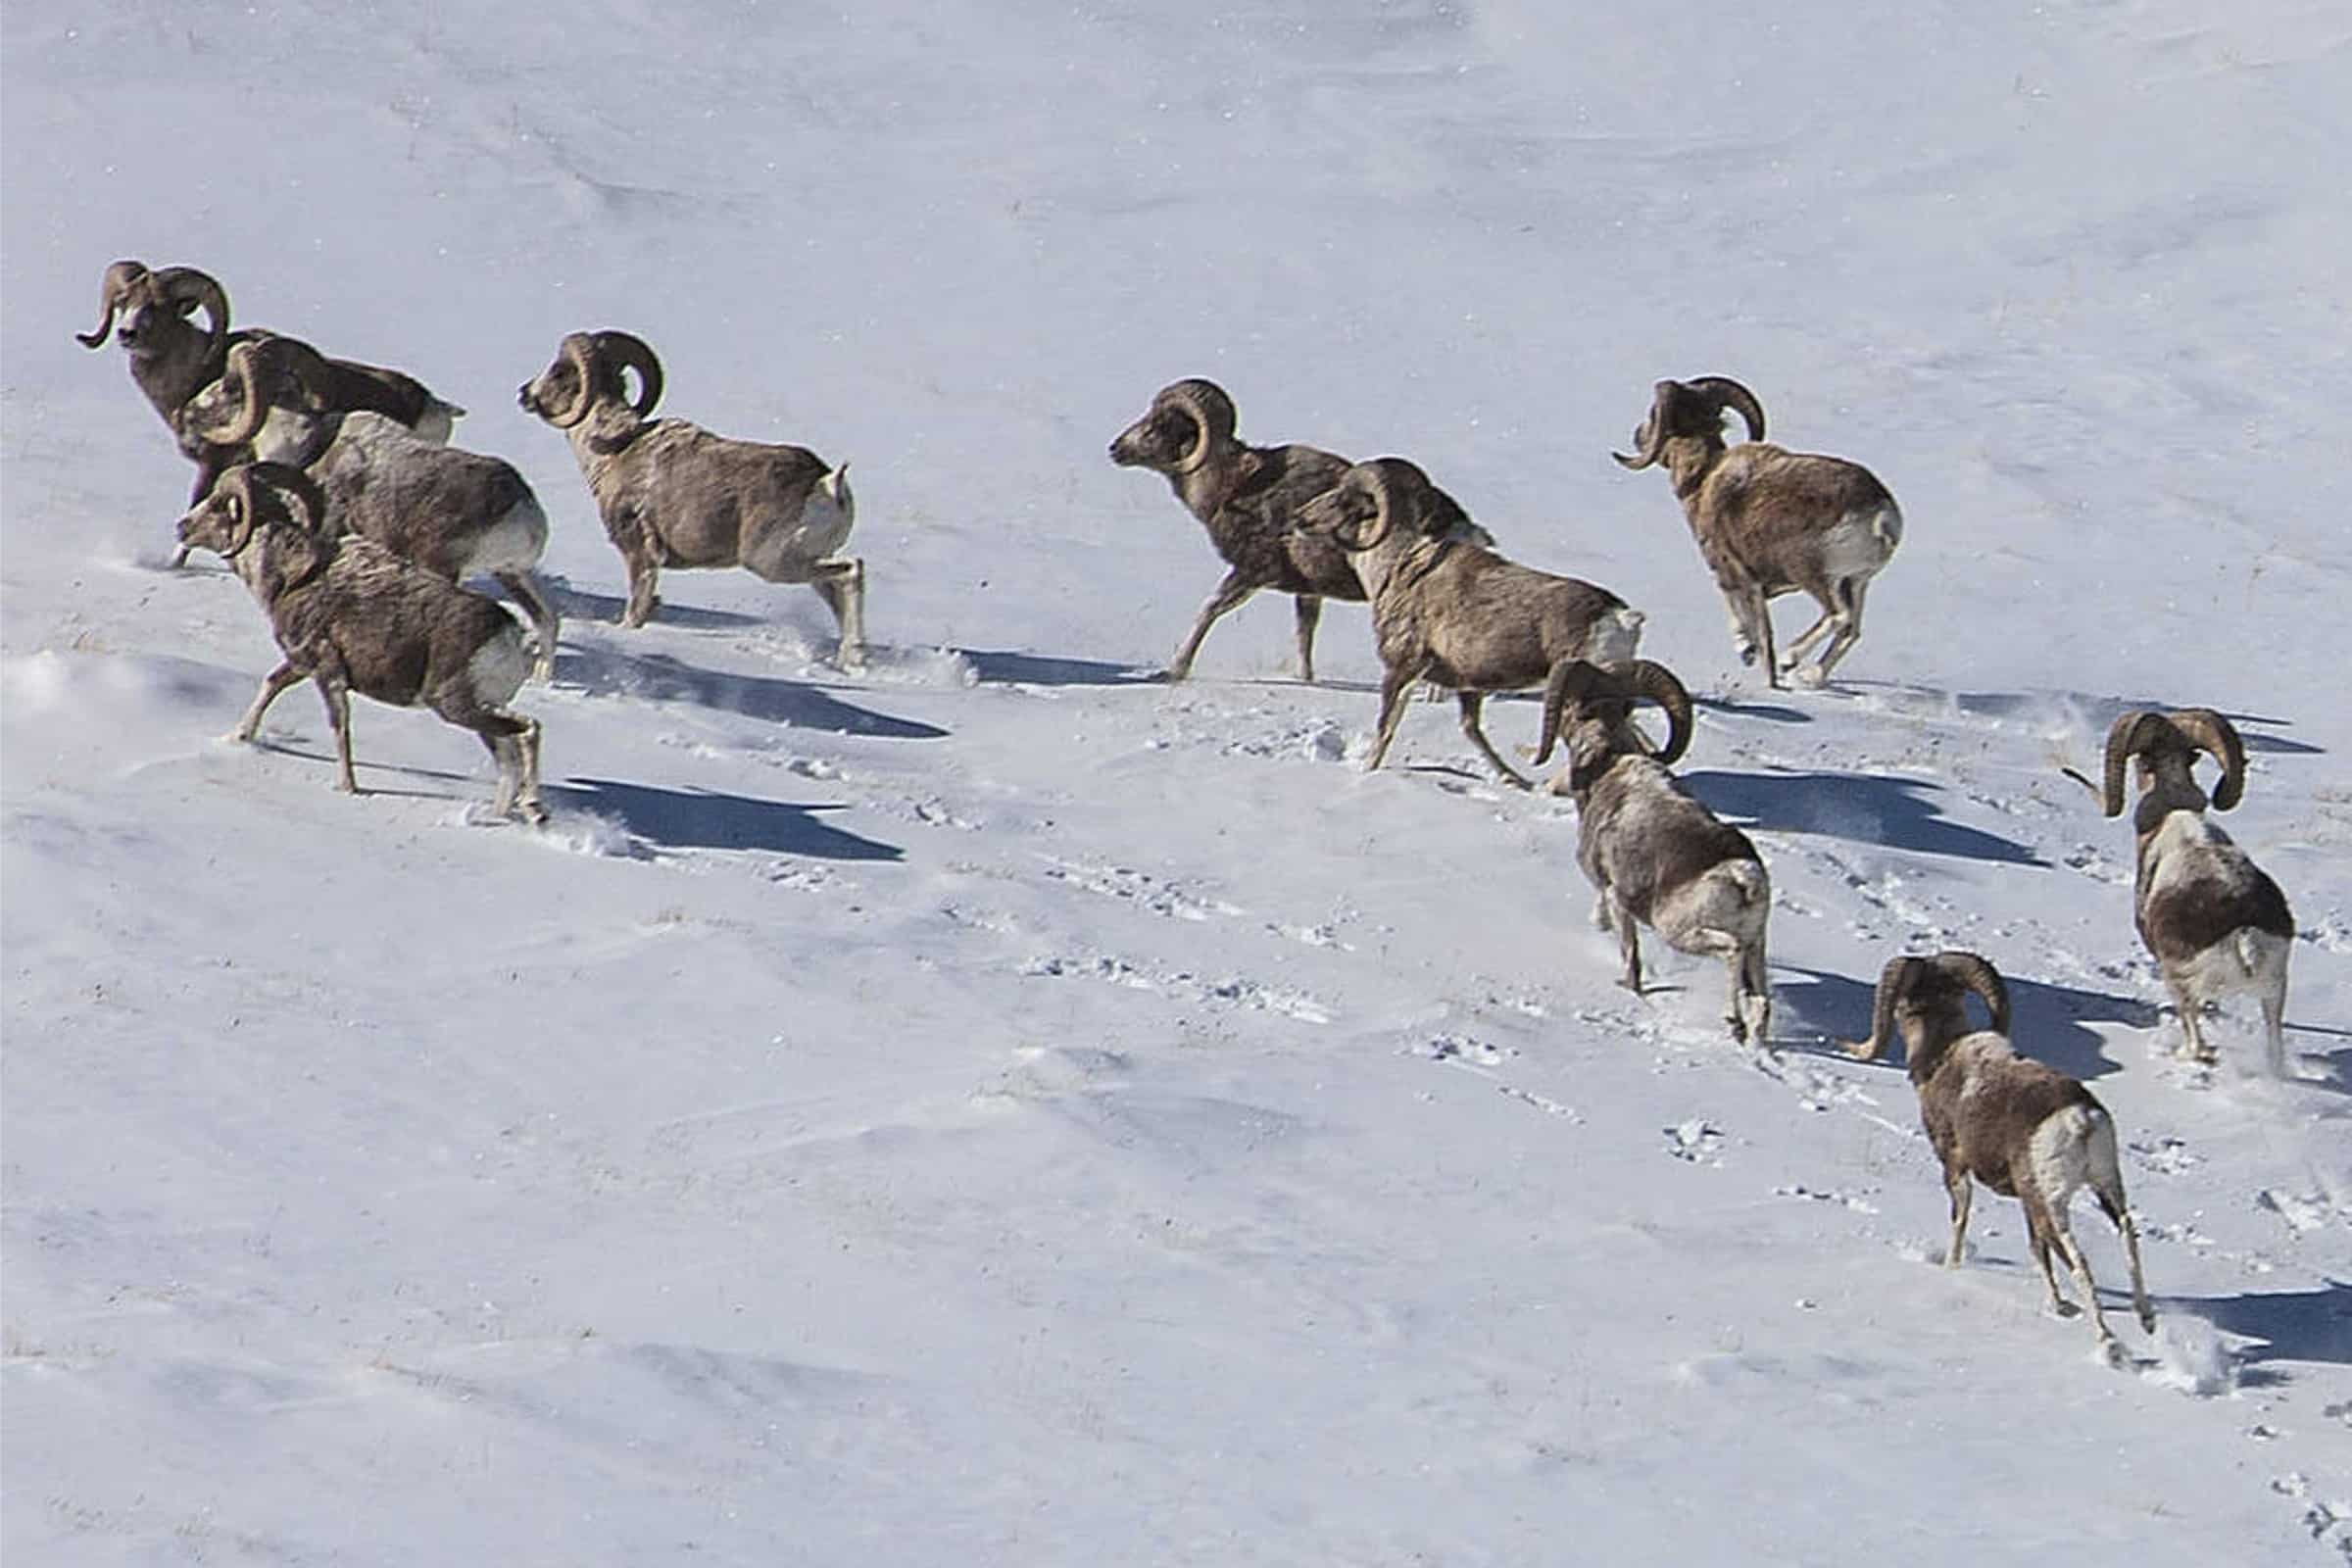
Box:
175;463;546;823
1848;951;2154;1352
519;331;862;668
1535;659;1771;1043
1615;376;1898;688
1297;456;1642;788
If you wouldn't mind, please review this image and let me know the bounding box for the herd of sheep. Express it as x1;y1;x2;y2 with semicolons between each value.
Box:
82;258;2298;1356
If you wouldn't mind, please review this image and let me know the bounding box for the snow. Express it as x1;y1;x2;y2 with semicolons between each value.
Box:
5;1;2350;1561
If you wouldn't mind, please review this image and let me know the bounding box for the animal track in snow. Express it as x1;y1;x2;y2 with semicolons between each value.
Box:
1039;856;1241;921
1663;1117;1725;1164
1019;953;1333;1024
1404;1035;1582;1122
2128;1136;2203;1176
1773;1182;1881;1214
2255;1188;2337;1235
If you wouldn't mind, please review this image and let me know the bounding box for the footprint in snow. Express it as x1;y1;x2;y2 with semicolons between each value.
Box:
1663;1117;1724;1163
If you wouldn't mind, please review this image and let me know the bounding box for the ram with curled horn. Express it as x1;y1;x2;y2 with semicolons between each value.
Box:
1535;657;1771;1044
2078;707;2293;1072
1108;378;1493;683
520;330;863;666
1295;457;1642;788
1848;950;2154;1354
181;337;562;681
1614;375;1900;688
75;259;466;563
173;462;548;823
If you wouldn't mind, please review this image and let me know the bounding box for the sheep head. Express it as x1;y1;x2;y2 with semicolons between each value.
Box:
1846;951;2011;1065
2099;708;2245;820
77;261;229;367
175;461;326;563
1533;659;1692;771
1109;378;1236;476
1297;457;1468;553
1613;376;1767;470
180;335;335;453
518;330;663;429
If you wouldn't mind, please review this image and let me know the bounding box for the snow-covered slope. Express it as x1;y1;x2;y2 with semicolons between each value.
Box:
5;3;2348;1562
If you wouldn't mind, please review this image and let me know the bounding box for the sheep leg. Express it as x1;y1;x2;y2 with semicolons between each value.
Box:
1363;662;1423;773
2260;984;2287;1078
811;558;867;671
1740;946;1773;1047
2093;1185;2156;1334
313;671;359;794
1456;693;1532;789
620;550;661;630
1942;1167;1973;1267
1780;598;1838;668
1293;595;1322;684
495;571;564;683
2020;1194;2077;1317
1611;891;1643;993
2166;975;2216;1063
1746;585;1782;689
1165;569;1255;682
1802;577;1869;686
231;661;305;742
2046;1207;2115;1346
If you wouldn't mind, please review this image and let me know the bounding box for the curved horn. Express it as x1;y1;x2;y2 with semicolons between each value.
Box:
1533;659;1613;764
77;260;150;349
1619;659;1695;765
540;334;600;428
592;330;663;416
245;461;329;533
2167;708;2246;810
2098;710;2164;818
1611;380;1675;470
211;466;263;559
1847;955;1920;1060
1926;952;2011;1037
196;337;325;448
1158;379;1235;475
154;267;230;368
1687;375;1766;442
1333;460;1410;553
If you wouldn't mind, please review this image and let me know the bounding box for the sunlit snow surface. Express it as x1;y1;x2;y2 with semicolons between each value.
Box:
5;3;2349;1562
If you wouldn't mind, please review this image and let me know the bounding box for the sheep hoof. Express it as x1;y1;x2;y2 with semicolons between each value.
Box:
519;801;551;827
2049;1298;2081;1319
1736;644;1759;667
1791;664;1828;690
2137;1307;2157;1334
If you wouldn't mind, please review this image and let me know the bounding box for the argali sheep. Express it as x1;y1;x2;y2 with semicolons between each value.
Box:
2095;708;2293;1073
1848;951;2155;1350
1534;659;1772;1043
74;261;462;560
174;463;546;823
1295;457;1642;789
186;337;561;681
518;330;863;668
1614;376;1900;688
1110;377;1366;683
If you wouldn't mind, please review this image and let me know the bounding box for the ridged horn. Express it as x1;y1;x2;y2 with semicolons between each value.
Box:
77;261;150;349
1688;375;1766;442
1925;951;2011;1037
1619;659;1694;765
153;267;230;371
198;337;323;448
2166;708;2246;811
1612;380;1675;470
209;466;263;560
544;333;600;428
2098;710;2164;818
1159;378;1235;475
1847;955;1921;1060
1334;459;1416;553
1533;659;1615;764
593;330;663;416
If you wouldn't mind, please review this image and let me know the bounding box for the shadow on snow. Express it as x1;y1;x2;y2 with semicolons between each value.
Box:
554;647;947;741
1681;767;2048;866
552;777;903;859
